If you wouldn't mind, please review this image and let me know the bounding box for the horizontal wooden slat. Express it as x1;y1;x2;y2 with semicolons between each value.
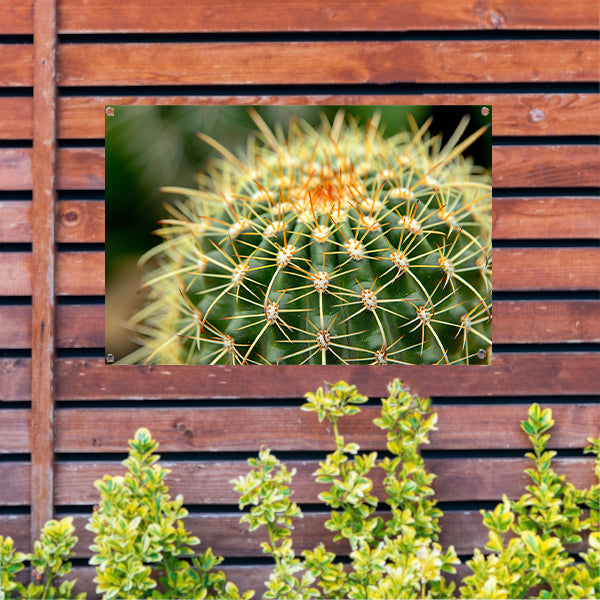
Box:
3;198;596;244
0;94;589;140
62;146;600;190
0;508;588;560
1;249;595;298
57;148;105;190
494;247;599;291
493;197;600;239
3;456;592;506
0;462;29;505
0;149;32;190
0;410;29;453
57;456;597;505
6;300;599;350
493;300;600;343
0;98;33;139
56;200;105;242
53;93;600;138
2;0;597;34
57;41;598;86
0;252;104;296
0;354;596;402
3;146;597;191
53;404;599;453
494;145;599;188
0;45;33;86
0;200;104;243
0;304;105;348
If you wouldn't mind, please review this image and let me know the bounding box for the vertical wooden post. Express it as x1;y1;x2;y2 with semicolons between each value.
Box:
31;0;58;546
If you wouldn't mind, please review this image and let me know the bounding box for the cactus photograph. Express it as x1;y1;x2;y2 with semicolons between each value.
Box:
105;105;492;365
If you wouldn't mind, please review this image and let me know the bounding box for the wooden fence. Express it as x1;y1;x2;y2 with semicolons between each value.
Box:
0;0;598;596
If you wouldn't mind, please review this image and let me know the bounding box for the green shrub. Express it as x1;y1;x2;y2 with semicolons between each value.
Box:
233;379;599;599
0;517;83;600
86;427;251;600
1;380;597;599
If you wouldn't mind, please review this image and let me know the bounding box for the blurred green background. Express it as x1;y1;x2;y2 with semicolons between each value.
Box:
105;104;491;358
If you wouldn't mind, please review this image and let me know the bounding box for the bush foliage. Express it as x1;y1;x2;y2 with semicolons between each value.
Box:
1;379;598;599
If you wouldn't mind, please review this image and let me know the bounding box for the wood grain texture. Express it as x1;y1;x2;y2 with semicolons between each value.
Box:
53;404;600;453
56;146;600;190
48;456;595;505
54;93;600;138
8;456;592;506
1;508;588;558
57;354;600;399
2;354;598;402
0;410;30;454
4;198;597;244
0;201;105;243
2;300;597;349
0;149;32;190
0;45;33;86
1;248;595;296
494;248;599;291
493;197;600;240
4;146;597;191
31;0;58;545
493;145;599;188
0;252;104;296
3;0;598;34
0;304;105;348
6;93;599;141
493;300;600;343
56;41;599;86
0;98;33;139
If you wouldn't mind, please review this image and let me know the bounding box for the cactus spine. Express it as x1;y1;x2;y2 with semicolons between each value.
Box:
124;109;492;365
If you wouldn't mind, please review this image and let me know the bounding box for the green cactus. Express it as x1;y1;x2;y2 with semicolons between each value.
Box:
123;108;492;365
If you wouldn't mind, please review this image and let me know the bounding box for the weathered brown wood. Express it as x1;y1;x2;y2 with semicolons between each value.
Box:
57;41;598;87
6;300;598;350
53;404;600;453
56;201;105;242
3;0;598;34
31;0;58;548
53;146;600;191
0;410;30;454
15;563;503;599
5;146;598;191
0;200;105;243
0;248;595;296
57;0;600;32
494;248;599;291
0;201;32;243
0;149;32;190
4;198;597;245
493;197;600;240
2;354;598;402
55;93;600;138
0;304;105;348
1;462;30;506
56;148;105;190
1;507;588;560
0;0;34;34
54;354;600;400
47;457;595;506
0;45;33;86
493;300;600;343
0;252;104;296
494;145;599;188
0;98;33;139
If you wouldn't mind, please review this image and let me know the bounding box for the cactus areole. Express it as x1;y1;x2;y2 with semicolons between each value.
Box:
125;109;492;365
